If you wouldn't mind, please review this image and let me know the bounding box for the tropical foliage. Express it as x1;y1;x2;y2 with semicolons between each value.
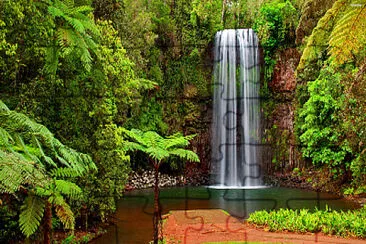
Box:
296;0;366;191
123;129;199;244
0;101;96;241
248;206;366;238
1;0;366;241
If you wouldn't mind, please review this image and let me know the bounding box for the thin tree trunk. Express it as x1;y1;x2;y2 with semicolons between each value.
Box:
153;163;160;244
43;201;52;244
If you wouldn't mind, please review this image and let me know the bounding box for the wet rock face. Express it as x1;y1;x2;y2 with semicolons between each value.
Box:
270;48;301;92
273;104;294;132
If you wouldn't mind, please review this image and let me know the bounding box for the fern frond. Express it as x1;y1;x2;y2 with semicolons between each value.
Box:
48;5;65;18
19;195;45;237
72;5;94;14
0;151;47;194
14;134;41;164
0;127;13;148
145;147;170;161
298;0;350;70
329;3;366;64
0;100;96;175
54;179;82;199
0;101;10;111
44;46;60;75
57;28;74;50
123;129;200;165
50;167;81;178
35;186;52;197
32;136;57;167
47;0;99;73
123;129;148;147
54;197;75;229
169;148;200;162
123;141;146;152
164;133;196;150
79;17;100;36
64;15;85;34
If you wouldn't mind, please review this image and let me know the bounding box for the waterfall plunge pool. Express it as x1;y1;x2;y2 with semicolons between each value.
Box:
92;186;360;244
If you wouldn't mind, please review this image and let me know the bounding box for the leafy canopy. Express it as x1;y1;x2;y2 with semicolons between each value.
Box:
123;129;200;165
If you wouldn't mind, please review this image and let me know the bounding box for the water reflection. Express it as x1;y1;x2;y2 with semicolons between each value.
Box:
92;186;359;244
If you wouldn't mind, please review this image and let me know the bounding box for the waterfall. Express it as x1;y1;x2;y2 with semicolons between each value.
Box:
211;29;262;188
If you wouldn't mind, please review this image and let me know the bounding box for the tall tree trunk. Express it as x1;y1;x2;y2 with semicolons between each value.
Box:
43;201;52;244
153;163;160;244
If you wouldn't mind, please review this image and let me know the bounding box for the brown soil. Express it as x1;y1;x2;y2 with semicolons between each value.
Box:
162;209;366;244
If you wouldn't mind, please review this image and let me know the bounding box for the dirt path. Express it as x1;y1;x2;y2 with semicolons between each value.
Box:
162;209;366;244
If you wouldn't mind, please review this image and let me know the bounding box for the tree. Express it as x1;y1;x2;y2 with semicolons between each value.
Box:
123;129;199;244
0;100;96;243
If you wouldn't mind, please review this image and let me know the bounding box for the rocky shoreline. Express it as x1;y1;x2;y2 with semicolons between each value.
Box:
125;169;209;190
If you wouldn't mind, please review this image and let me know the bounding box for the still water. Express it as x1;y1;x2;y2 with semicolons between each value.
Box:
93;186;359;243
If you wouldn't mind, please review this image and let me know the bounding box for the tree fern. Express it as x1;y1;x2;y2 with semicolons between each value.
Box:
46;0;100;74
19;195;45;238
329;2;366;64
0;100;96;172
0;100;96;237
123;129;199;164
123;129;199;243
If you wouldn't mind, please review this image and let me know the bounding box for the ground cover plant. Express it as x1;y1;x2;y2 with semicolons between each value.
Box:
248;206;366;238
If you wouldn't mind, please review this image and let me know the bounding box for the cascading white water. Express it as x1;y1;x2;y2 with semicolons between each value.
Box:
211;29;262;188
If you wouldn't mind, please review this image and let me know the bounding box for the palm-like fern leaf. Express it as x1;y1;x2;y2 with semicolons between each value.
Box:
329;2;366;64
123;129;200;165
44;46;60;76
164;133;195;150
19;195;45;237
298;0;349;70
0;151;46;194
0;127;13;148
0;100;96;172
54;196;74;229
169;148;200;162
50;167;82;178
54;179;82;199
46;0;100;74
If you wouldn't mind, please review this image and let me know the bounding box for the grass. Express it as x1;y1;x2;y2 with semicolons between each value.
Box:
247;205;366;238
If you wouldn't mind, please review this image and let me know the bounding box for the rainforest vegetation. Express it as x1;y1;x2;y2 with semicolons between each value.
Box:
0;0;365;242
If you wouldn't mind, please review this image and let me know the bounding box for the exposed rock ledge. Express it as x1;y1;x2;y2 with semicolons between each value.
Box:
125;170;209;190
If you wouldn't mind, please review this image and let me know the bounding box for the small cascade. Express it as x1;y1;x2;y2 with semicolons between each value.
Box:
211;29;263;188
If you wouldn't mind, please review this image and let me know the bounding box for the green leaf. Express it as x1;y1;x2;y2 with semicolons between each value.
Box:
19;195;45;237
54;179;82;198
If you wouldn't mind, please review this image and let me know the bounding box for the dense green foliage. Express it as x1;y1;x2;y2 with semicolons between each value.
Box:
296;0;366;191
253;0;298;79
0;101;96;240
1;0;366;241
248;206;366;238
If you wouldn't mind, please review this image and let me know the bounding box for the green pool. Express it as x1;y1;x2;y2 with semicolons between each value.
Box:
92;186;359;243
